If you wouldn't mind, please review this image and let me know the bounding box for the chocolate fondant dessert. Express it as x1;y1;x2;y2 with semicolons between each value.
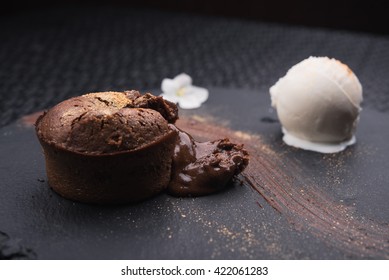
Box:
35;91;249;204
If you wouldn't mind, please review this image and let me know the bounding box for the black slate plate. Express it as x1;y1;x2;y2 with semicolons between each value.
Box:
0;88;388;260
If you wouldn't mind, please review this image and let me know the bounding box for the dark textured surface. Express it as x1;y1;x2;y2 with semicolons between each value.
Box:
0;88;388;259
1;7;389;260
1;6;389;128
0;231;36;260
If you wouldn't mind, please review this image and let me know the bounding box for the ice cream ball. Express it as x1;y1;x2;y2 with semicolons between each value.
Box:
270;56;363;153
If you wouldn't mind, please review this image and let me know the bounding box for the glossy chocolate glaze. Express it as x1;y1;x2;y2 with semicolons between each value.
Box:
168;125;249;196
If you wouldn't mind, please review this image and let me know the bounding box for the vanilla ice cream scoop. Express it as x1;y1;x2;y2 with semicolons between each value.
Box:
270;56;363;153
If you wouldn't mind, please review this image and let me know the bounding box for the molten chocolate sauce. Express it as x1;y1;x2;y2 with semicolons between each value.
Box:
168;125;249;196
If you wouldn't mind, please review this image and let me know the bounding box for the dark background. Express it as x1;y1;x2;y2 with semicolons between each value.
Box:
1;0;389;128
1;0;389;261
3;0;389;35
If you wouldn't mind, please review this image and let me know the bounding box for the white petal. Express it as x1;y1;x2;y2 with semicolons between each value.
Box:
178;94;203;109
188;86;209;102
173;73;192;87
161;78;179;93
160;92;180;104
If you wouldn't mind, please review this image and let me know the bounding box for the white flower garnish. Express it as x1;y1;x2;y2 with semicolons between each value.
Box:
160;73;209;109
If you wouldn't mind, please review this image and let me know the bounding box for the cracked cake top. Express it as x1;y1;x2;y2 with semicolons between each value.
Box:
35;91;178;154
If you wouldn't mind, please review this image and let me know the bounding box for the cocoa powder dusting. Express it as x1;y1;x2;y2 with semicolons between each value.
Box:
176;116;389;258
18;111;389;258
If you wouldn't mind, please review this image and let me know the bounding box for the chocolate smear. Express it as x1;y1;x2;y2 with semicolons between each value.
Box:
176;116;389;259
